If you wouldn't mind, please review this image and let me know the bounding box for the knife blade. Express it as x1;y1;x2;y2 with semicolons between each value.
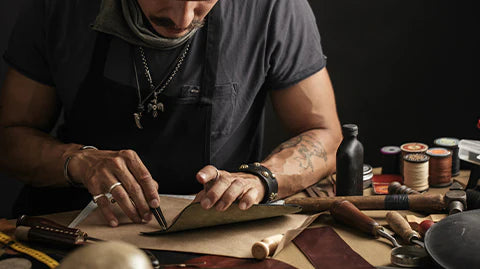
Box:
68;200;98;228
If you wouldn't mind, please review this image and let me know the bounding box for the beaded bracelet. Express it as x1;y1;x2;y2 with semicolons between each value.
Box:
238;162;278;203
63;145;98;188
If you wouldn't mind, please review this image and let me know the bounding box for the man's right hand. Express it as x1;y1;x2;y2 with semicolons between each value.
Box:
68;149;160;227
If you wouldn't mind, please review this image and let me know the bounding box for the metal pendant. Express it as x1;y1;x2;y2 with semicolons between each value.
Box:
134;112;143;129
148;99;165;118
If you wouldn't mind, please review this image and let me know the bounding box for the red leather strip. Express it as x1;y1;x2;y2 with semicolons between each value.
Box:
172;255;295;269
293;227;374;269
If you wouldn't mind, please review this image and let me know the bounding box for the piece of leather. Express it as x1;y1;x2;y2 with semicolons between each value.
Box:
293;227;374;269
166;255;295;269
142;202;302;235
78;196;314;258
305;176;336;198
0;219;15;237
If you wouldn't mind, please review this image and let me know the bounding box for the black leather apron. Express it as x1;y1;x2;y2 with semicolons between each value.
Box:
13;8;221;216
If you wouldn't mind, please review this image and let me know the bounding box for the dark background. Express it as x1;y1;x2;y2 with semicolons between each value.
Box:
0;0;477;218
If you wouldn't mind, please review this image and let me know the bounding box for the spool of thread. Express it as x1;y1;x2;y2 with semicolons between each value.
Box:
403;153;429;192
434;137;460;177
380;146;401;174
426;148;452;187
400;143;429;176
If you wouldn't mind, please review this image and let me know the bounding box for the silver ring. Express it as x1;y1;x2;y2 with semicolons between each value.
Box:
93;193;106;203
214;167;220;180
108;182;123;193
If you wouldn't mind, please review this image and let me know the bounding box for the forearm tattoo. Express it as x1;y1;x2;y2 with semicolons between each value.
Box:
269;133;328;172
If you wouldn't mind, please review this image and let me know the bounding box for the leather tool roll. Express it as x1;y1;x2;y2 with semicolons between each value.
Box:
285;194;446;213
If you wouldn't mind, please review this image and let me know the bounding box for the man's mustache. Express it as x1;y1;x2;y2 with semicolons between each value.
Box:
149;17;205;31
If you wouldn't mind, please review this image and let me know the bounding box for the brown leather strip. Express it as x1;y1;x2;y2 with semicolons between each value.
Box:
293;227;374;269
173;255;295;269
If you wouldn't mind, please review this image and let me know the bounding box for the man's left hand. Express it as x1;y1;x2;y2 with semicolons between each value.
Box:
194;165;265;211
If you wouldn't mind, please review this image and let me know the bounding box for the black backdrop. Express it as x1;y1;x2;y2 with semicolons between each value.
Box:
0;0;477;218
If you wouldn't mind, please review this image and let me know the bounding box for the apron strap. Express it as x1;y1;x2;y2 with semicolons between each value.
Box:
200;4;221;100
200;3;221;164
89;33;113;77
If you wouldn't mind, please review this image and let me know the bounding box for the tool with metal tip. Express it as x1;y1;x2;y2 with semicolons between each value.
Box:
150;207;167;231
330;200;399;246
444;190;467;215
386;212;425;248
329;200;429;267
388;182;420;195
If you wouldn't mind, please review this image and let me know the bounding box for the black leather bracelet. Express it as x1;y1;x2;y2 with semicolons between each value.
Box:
238;162;278;203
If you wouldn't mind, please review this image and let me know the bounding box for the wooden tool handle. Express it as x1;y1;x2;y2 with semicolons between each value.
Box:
285;194;446;213
329;200;380;236
251;234;284;260
386;211;419;242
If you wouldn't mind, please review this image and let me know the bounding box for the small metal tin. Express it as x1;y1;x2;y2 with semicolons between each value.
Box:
363;164;373;189
391;245;430;268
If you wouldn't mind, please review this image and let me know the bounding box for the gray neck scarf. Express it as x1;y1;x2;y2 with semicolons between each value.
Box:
91;0;199;50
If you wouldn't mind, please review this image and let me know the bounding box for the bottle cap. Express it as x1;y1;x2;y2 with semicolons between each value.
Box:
342;124;358;136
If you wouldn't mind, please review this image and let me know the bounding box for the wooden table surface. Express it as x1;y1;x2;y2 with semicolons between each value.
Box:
16;169;471;268
275;169;470;268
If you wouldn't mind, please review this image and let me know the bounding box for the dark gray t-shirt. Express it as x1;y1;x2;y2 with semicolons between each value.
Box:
4;0;326;167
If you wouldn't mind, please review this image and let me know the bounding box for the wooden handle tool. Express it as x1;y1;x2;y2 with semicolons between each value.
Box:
330;200;381;236
251;234;284;260
285;194;445;213
329;200;401;248
386;212;424;248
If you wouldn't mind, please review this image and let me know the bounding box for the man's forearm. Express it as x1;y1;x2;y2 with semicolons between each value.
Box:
0;126;80;187
262;129;340;198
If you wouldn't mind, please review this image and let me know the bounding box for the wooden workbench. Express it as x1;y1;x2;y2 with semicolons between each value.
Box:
7;170;470;268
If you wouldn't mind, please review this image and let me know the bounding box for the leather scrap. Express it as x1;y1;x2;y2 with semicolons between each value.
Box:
142;203;302;235
166;255;296;269
293;227;374;269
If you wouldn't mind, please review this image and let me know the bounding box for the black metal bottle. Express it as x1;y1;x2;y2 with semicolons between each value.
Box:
336;124;364;196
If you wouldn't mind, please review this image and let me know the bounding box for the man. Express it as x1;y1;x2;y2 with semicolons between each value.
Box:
0;0;341;227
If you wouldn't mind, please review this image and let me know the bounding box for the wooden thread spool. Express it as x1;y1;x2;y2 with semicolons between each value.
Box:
400;143;429;176
434;137;460;177
380;146;401;175
426;148;452;187
403;153;429;192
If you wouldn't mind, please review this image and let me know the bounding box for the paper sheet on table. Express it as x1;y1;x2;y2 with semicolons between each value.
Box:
77;196;317;258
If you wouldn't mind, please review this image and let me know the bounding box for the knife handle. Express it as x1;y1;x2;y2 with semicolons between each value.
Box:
17;215;83;235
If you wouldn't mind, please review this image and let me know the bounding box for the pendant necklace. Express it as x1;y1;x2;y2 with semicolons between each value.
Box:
132;41;191;129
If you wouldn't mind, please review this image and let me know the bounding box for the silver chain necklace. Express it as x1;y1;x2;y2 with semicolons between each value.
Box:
133;42;191;129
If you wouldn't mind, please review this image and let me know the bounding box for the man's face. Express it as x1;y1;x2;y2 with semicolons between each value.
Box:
136;0;219;38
